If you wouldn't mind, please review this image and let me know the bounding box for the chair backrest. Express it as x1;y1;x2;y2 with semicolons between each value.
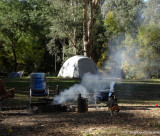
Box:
95;91;109;101
30;73;46;90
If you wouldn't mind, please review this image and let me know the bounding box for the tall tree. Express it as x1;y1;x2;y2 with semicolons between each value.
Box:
48;0;106;64
0;0;50;73
0;0;30;72
83;0;100;58
48;0;83;57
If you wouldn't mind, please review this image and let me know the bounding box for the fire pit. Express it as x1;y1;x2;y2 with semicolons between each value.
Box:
29;98;67;113
29;94;89;113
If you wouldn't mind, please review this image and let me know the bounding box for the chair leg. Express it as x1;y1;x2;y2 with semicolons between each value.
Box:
28;96;32;112
29;96;32;104
95;98;98;110
47;88;49;99
0;101;2;111
29;89;32;104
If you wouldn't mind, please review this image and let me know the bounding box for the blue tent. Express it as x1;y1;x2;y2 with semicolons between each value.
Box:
8;71;23;78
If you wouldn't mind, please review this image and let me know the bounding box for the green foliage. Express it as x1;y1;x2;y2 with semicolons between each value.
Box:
102;0;143;34
1;0;159;80
121;34;147;79
137;22;160;78
121;22;160;79
101;0;160;79
48;0;83;57
0;0;30;71
0;0;51;73
143;0;160;24
93;8;108;65
104;11;119;36
97;46;107;70
138;22;160;49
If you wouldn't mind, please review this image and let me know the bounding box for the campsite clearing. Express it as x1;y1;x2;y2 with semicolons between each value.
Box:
0;78;160;136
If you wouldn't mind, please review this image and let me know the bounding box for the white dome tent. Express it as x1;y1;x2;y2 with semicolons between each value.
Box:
58;55;99;78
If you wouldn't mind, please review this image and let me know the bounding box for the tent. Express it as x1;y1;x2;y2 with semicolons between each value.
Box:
8;71;23;78
58;55;99;78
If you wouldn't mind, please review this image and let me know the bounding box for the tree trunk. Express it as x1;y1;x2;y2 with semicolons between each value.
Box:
11;43;18;72
73;28;77;55
88;0;94;58
83;0;95;59
55;53;57;72
8;31;22;72
83;0;89;57
71;0;78;55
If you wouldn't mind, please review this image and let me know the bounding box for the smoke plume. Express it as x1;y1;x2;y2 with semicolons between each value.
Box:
53;73;113;104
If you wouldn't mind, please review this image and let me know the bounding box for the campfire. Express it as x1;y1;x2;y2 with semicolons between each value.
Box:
29;93;89;113
30;98;67;113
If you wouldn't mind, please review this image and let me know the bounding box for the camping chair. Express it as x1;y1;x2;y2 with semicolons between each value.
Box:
94;90;110;109
94;82;116;109
0;79;15;111
29;73;49;104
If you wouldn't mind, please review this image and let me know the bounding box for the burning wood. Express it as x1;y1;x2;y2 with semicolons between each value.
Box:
30;102;67;113
30;98;77;113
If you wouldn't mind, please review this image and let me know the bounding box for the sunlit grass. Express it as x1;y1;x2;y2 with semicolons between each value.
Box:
1;77;160;108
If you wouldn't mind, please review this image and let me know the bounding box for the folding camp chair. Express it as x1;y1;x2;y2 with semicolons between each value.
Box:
94;90;110;109
29;73;49;104
94;82;116;109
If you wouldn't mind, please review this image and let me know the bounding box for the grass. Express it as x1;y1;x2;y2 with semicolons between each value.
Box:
1;77;81;108
1;77;160;108
115;79;160;104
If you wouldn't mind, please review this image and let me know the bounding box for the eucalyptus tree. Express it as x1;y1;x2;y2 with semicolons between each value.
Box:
48;0;83;58
48;0;106;63
83;0;106;59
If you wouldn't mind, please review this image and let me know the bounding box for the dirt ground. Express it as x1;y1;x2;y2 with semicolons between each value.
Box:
0;103;160;136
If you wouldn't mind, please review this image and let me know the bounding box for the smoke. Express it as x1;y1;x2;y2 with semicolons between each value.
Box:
81;73;109;92
103;50;123;78
103;34;149;79
102;0;160;79
53;84;88;104
103;28;160;79
102;34;125;78
53;73;113;104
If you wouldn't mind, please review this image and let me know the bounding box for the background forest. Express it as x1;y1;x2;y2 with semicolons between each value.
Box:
0;0;160;79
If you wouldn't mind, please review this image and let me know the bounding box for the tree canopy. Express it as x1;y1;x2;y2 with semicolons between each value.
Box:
0;0;160;79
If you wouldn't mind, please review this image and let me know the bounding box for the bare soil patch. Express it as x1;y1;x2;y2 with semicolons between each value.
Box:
0;103;160;136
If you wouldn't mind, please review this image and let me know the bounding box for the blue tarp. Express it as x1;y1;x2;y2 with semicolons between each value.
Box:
8;71;23;78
